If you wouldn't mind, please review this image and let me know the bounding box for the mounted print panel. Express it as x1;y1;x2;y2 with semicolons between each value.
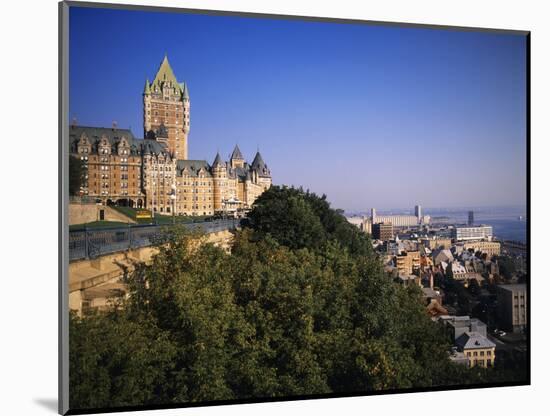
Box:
59;2;529;414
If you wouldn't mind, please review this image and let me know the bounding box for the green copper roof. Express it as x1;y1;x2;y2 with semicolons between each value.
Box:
144;78;151;94
181;82;189;99
152;55;180;92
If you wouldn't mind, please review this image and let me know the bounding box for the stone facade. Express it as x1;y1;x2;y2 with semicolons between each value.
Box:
143;56;190;159
497;284;527;333
70;56;272;216
395;250;420;276
462;241;501;257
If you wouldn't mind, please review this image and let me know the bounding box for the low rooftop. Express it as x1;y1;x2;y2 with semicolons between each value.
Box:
455;331;495;350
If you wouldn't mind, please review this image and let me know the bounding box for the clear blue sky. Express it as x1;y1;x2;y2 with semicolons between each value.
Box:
69;6;527;211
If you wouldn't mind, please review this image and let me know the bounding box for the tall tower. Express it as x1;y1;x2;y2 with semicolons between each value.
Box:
415;205;422;221
143;55;190;159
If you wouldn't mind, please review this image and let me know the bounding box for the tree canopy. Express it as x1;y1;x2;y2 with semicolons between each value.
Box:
69;155;83;196
69;186;525;410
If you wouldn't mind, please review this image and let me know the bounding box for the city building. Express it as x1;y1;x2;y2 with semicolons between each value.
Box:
70;56;272;216
468;210;475;226
143;55;190;159
426;298;449;318
497;284;527;333
415;204;422;220
432;248;454;266
449;348;470;367
395;250;420;276
373;214;419;227
372;222;394;241
421;237;452;250
455;332;496;368
452;225;493;241
365;205;426;229
396;274;422;287
362;219;372;234
439;315;488;340
346;216;364;229
462;241;501;257
446;263;483;283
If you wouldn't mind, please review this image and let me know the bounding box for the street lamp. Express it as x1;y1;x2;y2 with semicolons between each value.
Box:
170;183;177;224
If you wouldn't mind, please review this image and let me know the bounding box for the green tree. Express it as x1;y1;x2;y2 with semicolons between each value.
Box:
497;256;517;280
68;189;526;410
123;228;246;402
247;186;373;257
247;186;326;251
69;155;83;196
445;262;454;280
69;311;177;409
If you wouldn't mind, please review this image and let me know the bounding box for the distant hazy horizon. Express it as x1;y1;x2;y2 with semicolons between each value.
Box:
70;8;527;211
344;204;527;216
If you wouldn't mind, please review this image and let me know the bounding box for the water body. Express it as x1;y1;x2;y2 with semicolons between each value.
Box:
428;208;527;243
476;218;527;243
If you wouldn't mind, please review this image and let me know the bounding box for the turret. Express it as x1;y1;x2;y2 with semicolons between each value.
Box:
212;152;227;212
180;81;190;136
212;152;225;169
230;145;245;169
251;151;271;177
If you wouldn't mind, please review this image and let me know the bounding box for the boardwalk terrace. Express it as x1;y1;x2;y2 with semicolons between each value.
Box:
70;56;272;216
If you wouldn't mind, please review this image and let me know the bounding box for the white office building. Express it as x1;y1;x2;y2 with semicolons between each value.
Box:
452;225;493;241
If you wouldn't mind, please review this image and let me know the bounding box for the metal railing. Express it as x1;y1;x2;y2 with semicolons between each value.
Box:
69;218;240;261
69;196;101;205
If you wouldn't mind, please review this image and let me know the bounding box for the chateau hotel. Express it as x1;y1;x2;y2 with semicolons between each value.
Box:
69;56;272;216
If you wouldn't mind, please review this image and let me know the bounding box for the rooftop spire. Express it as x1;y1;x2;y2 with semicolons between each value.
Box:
212;152;225;167
252;151;271;177
230;144;244;160
181;81;189;99
252;151;264;167
144;78;151;95
152;55;178;90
